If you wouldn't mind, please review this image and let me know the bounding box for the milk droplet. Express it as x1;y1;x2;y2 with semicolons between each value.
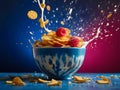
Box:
56;8;58;11
69;8;73;15
28;26;30;28
114;9;117;12
106;23;109;26
29;31;33;35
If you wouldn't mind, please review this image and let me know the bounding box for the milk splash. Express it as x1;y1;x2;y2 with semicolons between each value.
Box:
82;27;101;48
37;0;51;32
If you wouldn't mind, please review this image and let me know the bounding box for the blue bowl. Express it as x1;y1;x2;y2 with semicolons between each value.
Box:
33;47;86;80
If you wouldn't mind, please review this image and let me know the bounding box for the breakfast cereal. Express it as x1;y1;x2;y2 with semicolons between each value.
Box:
41;3;46;8
33;27;84;47
27;10;38;20
12;77;25;86
47;79;62;86
46;5;51;11
73;76;90;83
6;81;13;84
38;78;50;83
96;76;110;84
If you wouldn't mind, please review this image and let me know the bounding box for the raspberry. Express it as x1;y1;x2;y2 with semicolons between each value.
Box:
56;27;67;37
68;36;82;47
53;43;63;47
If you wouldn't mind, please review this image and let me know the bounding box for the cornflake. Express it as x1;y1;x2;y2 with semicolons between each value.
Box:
96;76;110;84
46;5;51;11
47;79;62;86
27;10;38;20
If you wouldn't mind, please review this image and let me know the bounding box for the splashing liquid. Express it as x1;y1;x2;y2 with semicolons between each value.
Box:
37;0;101;48
82;27;101;48
37;0;51;32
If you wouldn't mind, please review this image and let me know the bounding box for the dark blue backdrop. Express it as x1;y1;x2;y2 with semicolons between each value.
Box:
0;0;39;72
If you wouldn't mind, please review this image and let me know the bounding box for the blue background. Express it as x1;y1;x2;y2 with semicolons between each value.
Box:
0;0;38;72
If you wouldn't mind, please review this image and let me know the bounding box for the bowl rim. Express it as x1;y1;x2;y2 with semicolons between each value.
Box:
32;46;86;49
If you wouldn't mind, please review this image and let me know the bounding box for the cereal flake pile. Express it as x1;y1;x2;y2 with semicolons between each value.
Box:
5;75;111;86
33;27;84;48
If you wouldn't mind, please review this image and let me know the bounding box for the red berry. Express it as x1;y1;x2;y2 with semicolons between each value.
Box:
53;43;63;47
68;36;80;47
56;27;67;37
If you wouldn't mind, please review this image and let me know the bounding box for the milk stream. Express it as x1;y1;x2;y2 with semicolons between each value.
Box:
37;0;51;32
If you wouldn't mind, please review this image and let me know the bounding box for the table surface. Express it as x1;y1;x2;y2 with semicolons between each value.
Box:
0;73;120;90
